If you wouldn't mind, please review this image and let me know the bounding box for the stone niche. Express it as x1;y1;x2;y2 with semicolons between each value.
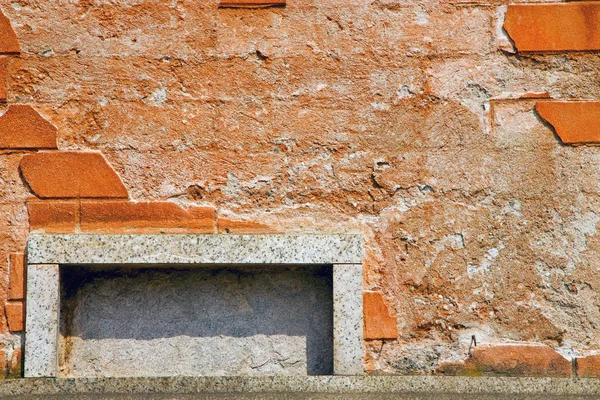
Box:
25;234;364;378
60;265;333;377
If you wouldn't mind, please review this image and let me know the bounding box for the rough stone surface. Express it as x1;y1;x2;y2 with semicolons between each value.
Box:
60;266;332;377
80;201;216;233
333;264;363;376
536;102;600;144
576;354;600;378
0;10;19;54
4;301;24;332
7;253;24;300
20;152;128;199
219;0;286;8
27;200;79;233
363;291;398;340
24;264;60;378
504;3;600;52
27;234;363;265
0;105;57;149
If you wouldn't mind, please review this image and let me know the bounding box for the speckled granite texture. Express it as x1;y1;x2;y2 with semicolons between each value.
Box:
24;264;60;378
1;377;600;396
27;234;363;265
25;234;363;378
333;264;363;375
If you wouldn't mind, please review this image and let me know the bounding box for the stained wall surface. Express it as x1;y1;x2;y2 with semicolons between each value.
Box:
1;0;600;377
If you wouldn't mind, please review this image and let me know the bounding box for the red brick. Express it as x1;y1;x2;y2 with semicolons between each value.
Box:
536;102;600;144
20;152;129;199
0;105;57;149
0;11;19;54
7;253;24;300
0;57;6;103
504;3;600;52
466;345;571;377
218;217;279;234
576;354;600;377
363;291;398;340
5;302;24;332
27;199;79;233
219;0;285;7
519;92;550;100
80;201;216;233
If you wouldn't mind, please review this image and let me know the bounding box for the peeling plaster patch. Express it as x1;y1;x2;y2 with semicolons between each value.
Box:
456;325;495;347
467;244;504;278
535;260;556;288
159;182;177;198
222;172;242;199
425;233;465;268
413;6;429;26
397;85;415;100
370;101;390;111
149;87;167;106
495;6;515;53
315;83;328;92
564;210;600;266
555;344;576;361
573;211;600;238
502;199;521;217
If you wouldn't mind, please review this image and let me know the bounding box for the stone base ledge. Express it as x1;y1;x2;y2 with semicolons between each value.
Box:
1;376;600;396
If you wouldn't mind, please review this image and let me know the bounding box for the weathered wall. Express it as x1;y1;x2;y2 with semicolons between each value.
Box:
1;0;600;377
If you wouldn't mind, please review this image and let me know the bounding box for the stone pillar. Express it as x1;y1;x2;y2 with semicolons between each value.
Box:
333;263;363;375
24;264;60;378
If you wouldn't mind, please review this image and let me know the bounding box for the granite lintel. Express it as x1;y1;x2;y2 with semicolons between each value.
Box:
27;234;363;266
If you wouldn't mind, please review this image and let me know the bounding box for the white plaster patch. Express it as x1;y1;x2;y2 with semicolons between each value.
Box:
413;6;429;26
467;244;504;278
502;199;522;217
149;87;167;106
370;101;390;111
397;85;415;100
494;6;516;53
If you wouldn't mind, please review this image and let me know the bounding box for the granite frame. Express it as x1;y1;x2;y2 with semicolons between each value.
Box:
24;234;364;378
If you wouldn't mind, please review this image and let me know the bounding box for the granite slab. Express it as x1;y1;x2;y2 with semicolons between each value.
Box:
27;234;362;265
25;234;364;378
1;376;600;396
24;264;60;378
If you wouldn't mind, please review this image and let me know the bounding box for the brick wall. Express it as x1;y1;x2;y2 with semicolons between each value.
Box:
1;0;600;377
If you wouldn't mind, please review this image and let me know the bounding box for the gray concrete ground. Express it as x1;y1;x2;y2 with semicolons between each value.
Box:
4;393;600;400
1;377;600;399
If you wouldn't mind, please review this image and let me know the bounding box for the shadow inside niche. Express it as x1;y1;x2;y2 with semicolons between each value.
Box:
60;265;333;377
